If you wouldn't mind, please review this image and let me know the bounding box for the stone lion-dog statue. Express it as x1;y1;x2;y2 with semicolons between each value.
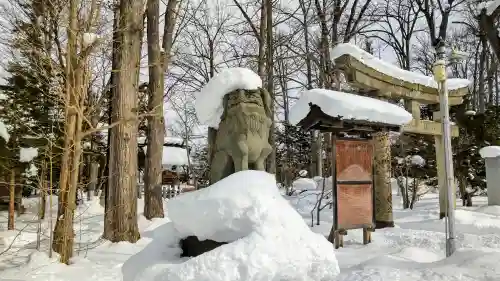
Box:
210;88;273;184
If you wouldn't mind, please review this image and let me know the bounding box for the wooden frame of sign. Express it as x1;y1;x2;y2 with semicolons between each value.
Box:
296;103;401;249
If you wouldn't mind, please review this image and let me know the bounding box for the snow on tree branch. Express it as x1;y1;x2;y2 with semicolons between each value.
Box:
19;147;38;162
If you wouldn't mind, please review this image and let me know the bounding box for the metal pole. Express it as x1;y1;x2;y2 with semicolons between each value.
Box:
434;44;456;257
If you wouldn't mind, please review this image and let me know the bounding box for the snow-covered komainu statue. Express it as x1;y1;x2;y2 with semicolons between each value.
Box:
210;88;273;184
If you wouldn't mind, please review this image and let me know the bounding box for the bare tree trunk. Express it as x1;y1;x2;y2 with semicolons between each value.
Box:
265;0;275;174
88;116;100;201
8;169;15;230
103;0;120;239
258;0;267;79
144;0;165;219
478;36;486;113
410;178;418;209
144;0;180;217
52;0;86;263
39;161;47;219
480;8;500;61
103;0;145;243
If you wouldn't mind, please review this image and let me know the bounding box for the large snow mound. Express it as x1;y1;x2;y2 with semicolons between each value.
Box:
148;170;340;281
479;146;500;158
289;88;413;126
331;43;471;90
194;68;262;129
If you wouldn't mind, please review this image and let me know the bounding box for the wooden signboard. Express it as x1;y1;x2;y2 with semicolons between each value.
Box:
333;139;375;230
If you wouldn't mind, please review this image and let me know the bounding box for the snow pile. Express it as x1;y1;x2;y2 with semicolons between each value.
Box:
194;68;263;129
23;163;38;177
479;146;500;158
410;155;425;166
289;89;413;126
19;147;38;162
143;145;190;166
292;177;317;191
314;176;333;191
141;170;340;281
0;120;9;142
330;43;471;90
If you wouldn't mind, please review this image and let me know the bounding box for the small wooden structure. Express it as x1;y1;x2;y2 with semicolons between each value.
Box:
138;136;192;198
331;43;470;218
296;103;404;249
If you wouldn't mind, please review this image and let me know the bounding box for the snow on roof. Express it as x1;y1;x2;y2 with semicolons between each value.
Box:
19;147;38;162
160;170;340;280
330;43;471;90
288;89;413;127
0;120;9;142
143;145;190;166
194;68;263;129
479;146;500;158
138;136;185;146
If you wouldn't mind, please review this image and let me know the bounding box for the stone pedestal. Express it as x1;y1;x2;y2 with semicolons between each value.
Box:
373;131;394;228
484;157;500;205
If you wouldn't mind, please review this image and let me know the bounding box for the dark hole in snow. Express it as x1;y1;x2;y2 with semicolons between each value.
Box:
180;235;229;257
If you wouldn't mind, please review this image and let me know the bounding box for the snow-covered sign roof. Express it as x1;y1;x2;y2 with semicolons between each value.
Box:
330;43;471;91
194;68;263;129
479;146;500;158
289;89;413;127
137;136;185;146
143;145;190;166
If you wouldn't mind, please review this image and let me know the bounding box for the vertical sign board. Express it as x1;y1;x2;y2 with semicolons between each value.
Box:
334;139;375;230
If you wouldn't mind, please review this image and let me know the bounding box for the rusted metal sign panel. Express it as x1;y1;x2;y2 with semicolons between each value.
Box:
334;139;375;230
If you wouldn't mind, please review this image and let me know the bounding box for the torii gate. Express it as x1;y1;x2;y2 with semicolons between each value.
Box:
330;43;470;223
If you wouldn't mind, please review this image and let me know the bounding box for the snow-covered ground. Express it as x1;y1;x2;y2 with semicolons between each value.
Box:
1;178;500;281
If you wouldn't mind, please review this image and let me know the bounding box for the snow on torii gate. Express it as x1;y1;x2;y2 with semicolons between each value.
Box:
330;43;471;220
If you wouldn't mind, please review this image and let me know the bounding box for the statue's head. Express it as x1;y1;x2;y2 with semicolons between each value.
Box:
222;88;271;120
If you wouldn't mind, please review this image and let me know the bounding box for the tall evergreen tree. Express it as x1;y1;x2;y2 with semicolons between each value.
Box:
0;0;64;185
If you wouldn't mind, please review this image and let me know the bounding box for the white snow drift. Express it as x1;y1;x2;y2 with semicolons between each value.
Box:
194;68;263;129
289;88;413;126
137;170;340;281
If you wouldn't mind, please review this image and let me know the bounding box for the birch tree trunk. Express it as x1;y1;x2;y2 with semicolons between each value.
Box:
103;0;145;243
